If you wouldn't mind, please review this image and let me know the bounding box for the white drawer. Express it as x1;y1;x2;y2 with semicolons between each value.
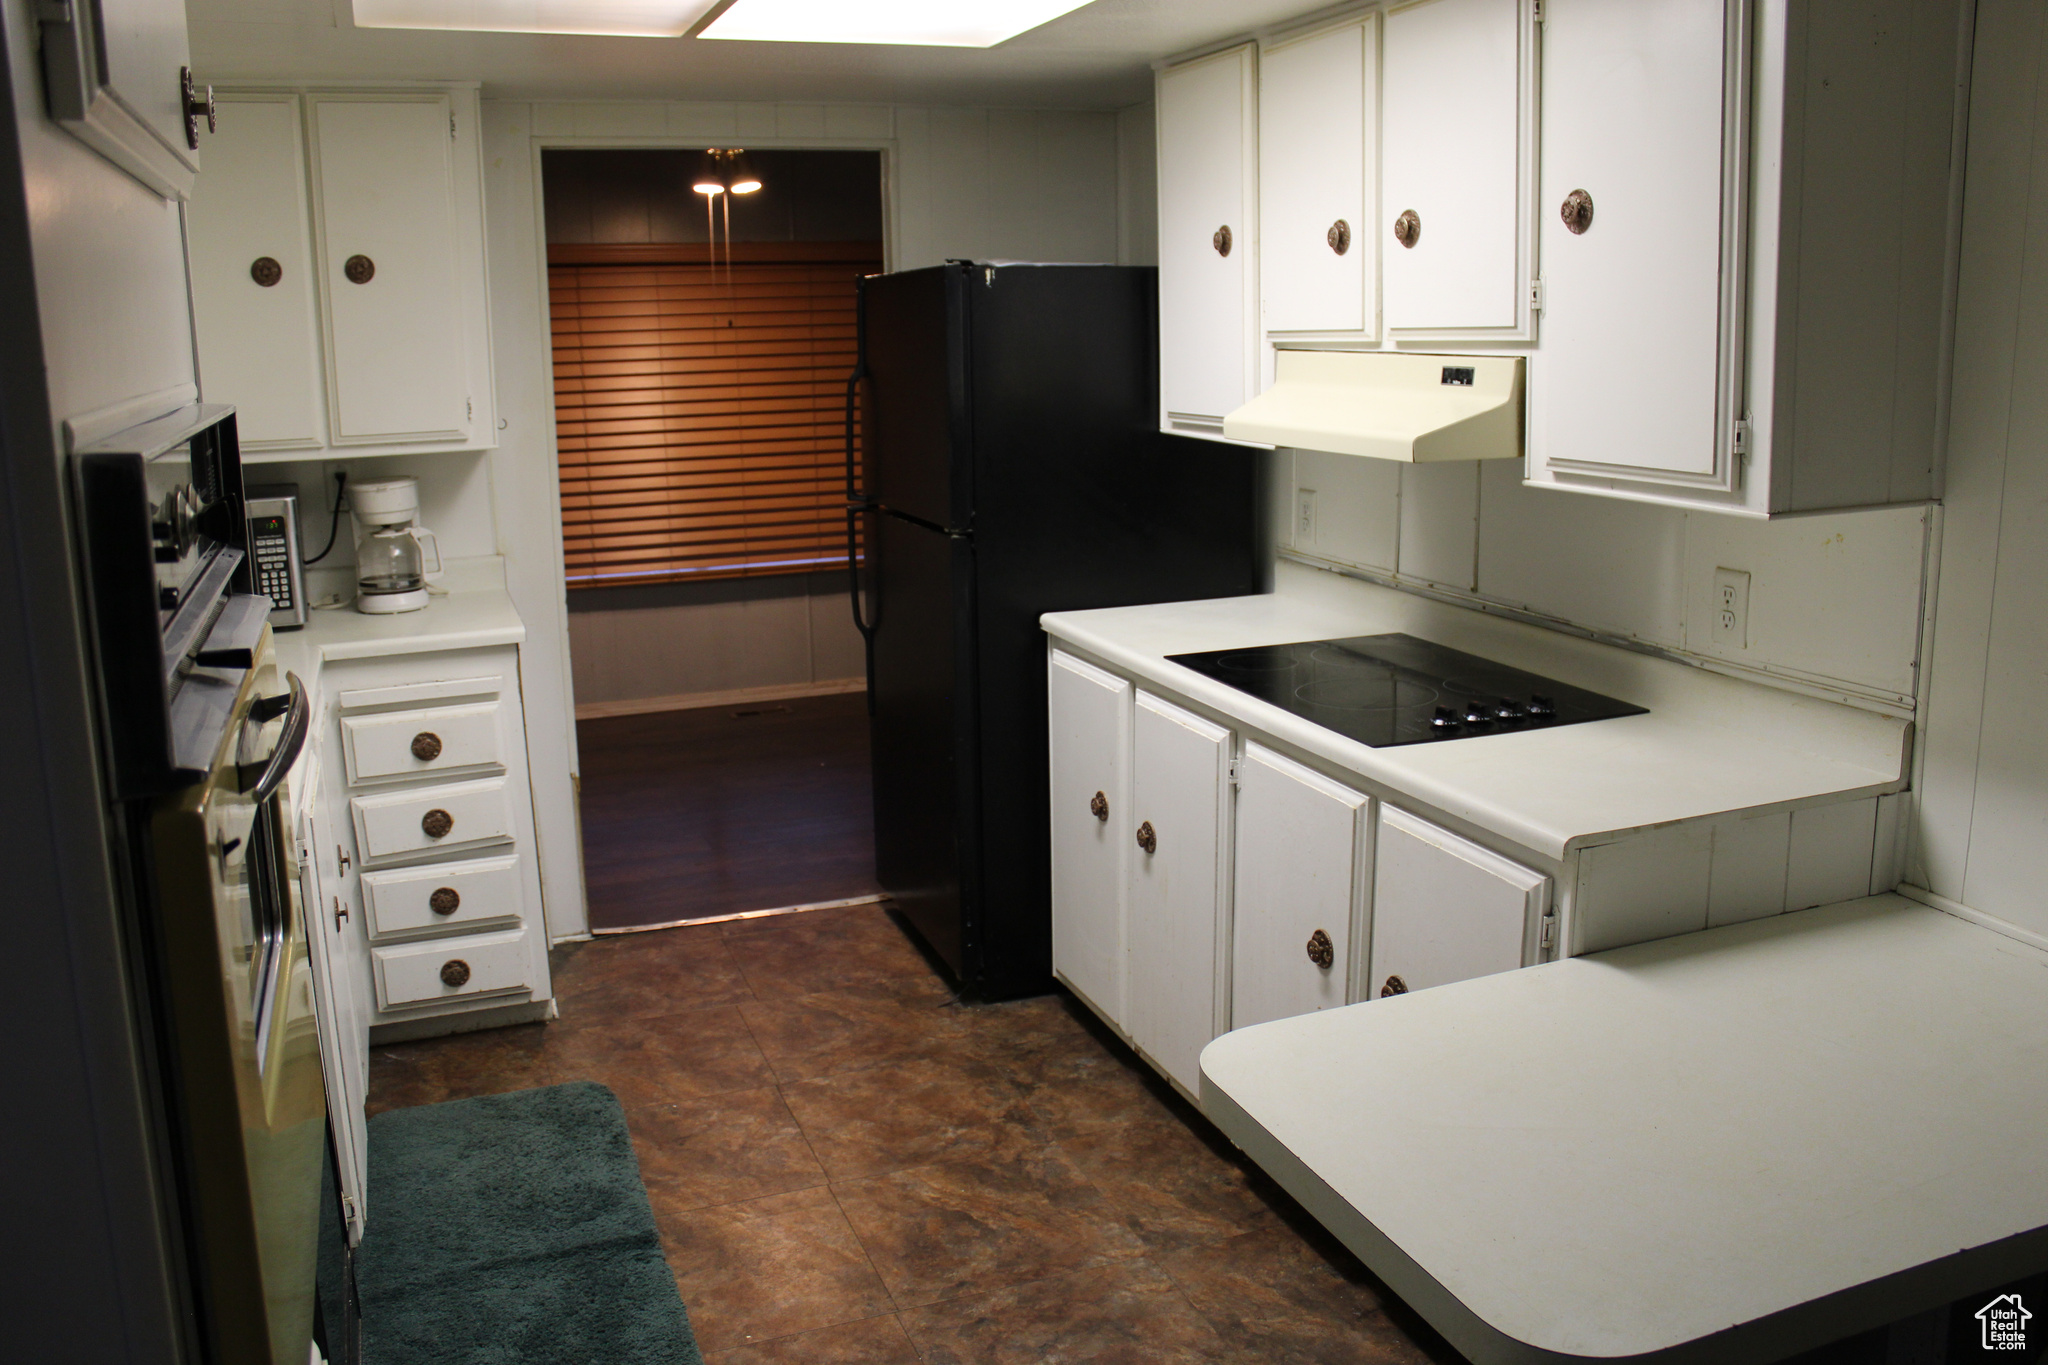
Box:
342;701;505;787
361;854;523;940
372;927;530;1010
350;777;514;864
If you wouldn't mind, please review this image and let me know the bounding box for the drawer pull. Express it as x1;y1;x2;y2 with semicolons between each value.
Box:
1380;974;1409;998
421;808;454;839
440;958;471;988
1306;928;1335;970
429;887;461;915
411;731;444;761
1089;791;1108;822
1394;209;1421;249
1560;188;1595;236
1135;820;1156;855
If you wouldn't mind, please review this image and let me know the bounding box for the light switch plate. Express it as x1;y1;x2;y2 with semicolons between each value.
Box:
1296;488;1317;544
1713;568;1750;648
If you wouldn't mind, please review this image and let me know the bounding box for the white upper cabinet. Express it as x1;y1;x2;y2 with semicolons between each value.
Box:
187;94;327;452
1528;0;1965;514
187;84;498;462
1530;0;1731;484
1381;0;1532;336
1157;44;1260;439
1260;18;1375;337
1230;743;1369;1031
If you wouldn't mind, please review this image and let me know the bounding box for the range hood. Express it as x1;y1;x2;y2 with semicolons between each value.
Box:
1221;350;1524;462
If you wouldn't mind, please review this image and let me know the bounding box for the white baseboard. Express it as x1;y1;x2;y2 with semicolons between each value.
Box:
590;894;886;935
1894;882;2048;955
574;676;865;721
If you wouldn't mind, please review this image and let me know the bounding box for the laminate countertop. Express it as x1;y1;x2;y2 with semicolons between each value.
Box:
273;556;524;686
1040;561;1909;861
1199;895;2048;1364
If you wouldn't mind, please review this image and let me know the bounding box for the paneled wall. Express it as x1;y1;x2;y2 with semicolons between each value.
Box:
1911;0;2048;942
1273;452;1930;714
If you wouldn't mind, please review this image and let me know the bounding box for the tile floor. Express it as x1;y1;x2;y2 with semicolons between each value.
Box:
366;904;1464;1364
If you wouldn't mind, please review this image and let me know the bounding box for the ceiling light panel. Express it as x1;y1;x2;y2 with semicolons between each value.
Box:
698;0;1094;47
352;0;723;37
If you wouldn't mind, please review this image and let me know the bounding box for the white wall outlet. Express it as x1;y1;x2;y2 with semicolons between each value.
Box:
1713;567;1751;648
1297;488;1317;544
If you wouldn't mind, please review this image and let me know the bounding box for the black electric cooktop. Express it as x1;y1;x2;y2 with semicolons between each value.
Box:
1167;633;1648;748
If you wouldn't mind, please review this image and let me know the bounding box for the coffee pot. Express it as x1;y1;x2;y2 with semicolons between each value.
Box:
350;477;442;615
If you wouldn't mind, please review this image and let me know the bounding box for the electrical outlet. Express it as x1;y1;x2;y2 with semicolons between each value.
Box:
1296;488;1317;544
1713;568;1751;648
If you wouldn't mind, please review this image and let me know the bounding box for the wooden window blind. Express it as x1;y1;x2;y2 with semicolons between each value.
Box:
548;241;881;586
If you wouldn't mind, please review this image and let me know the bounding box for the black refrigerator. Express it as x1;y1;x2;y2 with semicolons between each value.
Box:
847;261;1268;1000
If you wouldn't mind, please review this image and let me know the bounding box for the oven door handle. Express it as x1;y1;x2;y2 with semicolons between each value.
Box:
245;672;309;806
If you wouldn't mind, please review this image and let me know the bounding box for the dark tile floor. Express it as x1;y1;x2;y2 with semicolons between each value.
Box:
367;904;1464;1364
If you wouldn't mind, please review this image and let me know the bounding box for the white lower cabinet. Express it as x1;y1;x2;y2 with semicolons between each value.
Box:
1126;692;1233;1096
1048;650;1131;1026
1231;743;1369;1030
293;757;367;1240
1370;806;1551;999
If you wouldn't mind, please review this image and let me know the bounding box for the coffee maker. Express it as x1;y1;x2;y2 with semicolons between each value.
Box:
350;476;441;614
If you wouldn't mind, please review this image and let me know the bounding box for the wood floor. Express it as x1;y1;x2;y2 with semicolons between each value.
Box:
577;692;882;932
367;906;1463;1364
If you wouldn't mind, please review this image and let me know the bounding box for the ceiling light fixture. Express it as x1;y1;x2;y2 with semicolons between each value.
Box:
696;0;1093;48
351;0;723;38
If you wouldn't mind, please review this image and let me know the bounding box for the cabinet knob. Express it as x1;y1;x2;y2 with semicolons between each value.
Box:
1326;219;1351;255
1380;974;1409;998
250;256;282;288
1212;225;1233;257
1560;188;1595;236
421;808;454;839
429;887;461;915
1394;210;1421;250
440;958;471;988
1089;791;1108;822
1306;928;1335;970
1135;820;1157;855
344;254;376;285
333;896;348;931
411;731;444;761
181;67;215;150
337;843;352;874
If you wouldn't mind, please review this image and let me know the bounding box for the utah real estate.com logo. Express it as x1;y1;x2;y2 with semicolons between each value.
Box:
1977;1293;2032;1352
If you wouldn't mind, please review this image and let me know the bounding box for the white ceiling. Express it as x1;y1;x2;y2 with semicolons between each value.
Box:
186;0;1322;109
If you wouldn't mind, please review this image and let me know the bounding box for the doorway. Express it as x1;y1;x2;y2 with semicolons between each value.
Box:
541;147;885;932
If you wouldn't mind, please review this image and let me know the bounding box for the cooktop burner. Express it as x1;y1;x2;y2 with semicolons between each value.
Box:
1167;632;1647;748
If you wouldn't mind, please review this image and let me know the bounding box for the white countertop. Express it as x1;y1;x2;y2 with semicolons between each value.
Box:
273;556;524;685
1041;561;1909;860
1200;896;2048;1364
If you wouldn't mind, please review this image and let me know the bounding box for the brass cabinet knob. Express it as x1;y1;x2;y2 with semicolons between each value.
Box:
440;958;471;988
181;67;215;150
1212;225;1233;257
1560;188;1595;235
421;808;454;839
1327;219;1351;255
411;731;444;761
250;256;282;287
1380;974;1409;997
344;254;376;285
1089;791;1108;822
1394;209;1421;249
1135;820;1157;855
429;887;461;915
1306;929;1335;969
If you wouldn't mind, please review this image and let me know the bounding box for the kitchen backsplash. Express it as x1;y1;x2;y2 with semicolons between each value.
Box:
1274;451;1929;715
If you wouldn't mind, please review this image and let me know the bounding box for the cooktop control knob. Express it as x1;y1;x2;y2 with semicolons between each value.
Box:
1462;704;1495;728
1528;694;1557;718
1431;706;1461;733
1494;700;1526;722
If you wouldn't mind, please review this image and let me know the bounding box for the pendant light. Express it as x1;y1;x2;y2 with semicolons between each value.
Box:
690;150;764;287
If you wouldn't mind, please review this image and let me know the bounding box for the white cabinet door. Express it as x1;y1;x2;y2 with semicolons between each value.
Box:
1231;743;1369;1031
186;94;327;451
1048;650;1131;1028
295;784;367;1238
1370;806;1550;998
1158;44;1259;433
308;95;471;445
1126;692;1231;1095
1381;0;1526;332
1530;0;1739;485
1261;18;1375;335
